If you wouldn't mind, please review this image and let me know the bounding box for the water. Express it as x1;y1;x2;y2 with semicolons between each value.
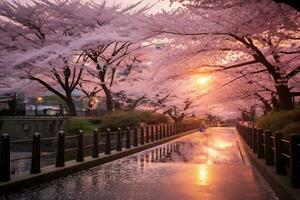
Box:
10;152;56;176
0;128;278;200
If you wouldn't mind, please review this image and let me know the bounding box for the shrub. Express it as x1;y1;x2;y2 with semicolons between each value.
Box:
99;110;170;131
282;121;300;137
256;107;300;138
64;118;97;134
89;118;102;125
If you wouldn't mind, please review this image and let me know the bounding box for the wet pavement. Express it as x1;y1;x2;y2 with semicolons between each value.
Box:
0;127;278;200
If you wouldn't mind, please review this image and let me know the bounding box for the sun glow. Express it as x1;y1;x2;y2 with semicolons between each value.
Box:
196;75;212;86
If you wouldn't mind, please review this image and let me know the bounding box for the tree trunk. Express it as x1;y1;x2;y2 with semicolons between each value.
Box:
171;117;184;124
275;84;294;110
101;84;114;111
271;96;280;111
65;93;77;116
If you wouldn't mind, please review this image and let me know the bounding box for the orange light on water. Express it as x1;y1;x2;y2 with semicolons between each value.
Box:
198;164;211;186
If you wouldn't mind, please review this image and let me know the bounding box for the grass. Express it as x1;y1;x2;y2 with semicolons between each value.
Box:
64;118;97;135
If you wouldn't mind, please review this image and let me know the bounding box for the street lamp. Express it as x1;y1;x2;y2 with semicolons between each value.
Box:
35;96;44;116
37;97;43;102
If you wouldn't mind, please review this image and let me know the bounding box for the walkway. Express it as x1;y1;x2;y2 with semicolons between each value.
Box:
0;127;278;200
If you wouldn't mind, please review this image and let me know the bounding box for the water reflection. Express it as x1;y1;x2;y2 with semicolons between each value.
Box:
198;163;211;186
1;128;277;200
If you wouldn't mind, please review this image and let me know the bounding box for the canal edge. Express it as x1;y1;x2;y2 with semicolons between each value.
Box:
0;129;197;195
235;128;300;200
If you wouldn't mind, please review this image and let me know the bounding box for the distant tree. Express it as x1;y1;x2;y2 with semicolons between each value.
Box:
204;113;221;125
77;80;102;112
113;90;146;111
239;106;256;122
164;99;193;123
81;42;141;111
24;59;83;116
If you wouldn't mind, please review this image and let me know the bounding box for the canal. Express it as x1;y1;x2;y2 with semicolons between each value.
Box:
0;127;278;200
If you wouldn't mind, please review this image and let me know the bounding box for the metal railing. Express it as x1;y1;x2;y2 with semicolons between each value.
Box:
0;123;198;183
236;123;300;188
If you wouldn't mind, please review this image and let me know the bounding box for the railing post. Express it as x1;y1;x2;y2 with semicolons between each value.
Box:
155;125;159;141
159;124;163;139
275;132;286;175
150;126;155;142
244;126;248;144
173;124;175;135
140;127;145;145
30;133;41;174
243;126;246;141
0;134;10;182
252;128;258;153
56;131;65;167
166;124;169;138
92;129;99;158
105;129;111;155
146;126;150;143
126;127;131;149
290;134;300;188
264;130;274;166
116;128;122;151
163;124;167;138
249;127;253;148
240;125;244;139
257;129;264;159
76;130;84;162
133;127;138;147
246;127;250;146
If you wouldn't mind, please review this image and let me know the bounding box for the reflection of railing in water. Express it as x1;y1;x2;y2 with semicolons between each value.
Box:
236;123;300;188
0;123;200;183
138;143;181;170
138;142;198;166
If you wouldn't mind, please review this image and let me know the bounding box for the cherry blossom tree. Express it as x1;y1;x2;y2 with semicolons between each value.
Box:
149;0;300;111
0;0;150;115
168;0;300;11
23;58;84;116
80;42;143;111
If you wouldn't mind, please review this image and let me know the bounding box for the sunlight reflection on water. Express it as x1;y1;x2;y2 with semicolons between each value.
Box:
0;128;278;200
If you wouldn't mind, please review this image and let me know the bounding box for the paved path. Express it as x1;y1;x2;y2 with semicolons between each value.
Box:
0;127;278;200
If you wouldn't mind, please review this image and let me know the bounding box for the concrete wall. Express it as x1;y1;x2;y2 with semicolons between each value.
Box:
0;117;66;139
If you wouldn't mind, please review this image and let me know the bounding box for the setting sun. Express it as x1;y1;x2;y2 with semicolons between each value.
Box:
197;75;212;86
